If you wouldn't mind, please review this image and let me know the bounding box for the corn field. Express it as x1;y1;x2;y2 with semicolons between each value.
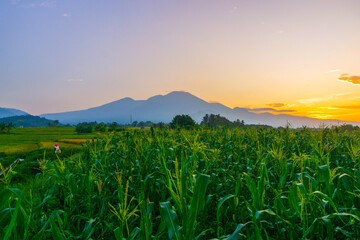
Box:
1;127;360;239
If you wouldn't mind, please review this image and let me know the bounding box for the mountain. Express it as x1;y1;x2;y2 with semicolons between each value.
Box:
0;115;58;127
0;107;28;118
41;91;360;128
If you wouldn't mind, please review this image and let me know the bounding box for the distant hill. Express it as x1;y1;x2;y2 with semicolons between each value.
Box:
0;107;28;118
41;91;360;128
0;115;58;127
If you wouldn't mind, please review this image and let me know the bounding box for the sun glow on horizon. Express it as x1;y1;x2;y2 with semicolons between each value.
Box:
222;89;360;122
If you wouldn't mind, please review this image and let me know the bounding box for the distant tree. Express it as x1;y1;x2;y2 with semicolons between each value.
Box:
109;122;119;132
0;123;6;133
201;114;245;128
233;119;245;128
201;114;231;127
54;120;60;126
6;122;15;133
138;121;145;128
170;115;196;129
47;119;60;127
332;124;359;132
132;121;138;127
0;122;14;133
75;124;93;133
95;123;106;132
154;122;168;129
77;121;98;127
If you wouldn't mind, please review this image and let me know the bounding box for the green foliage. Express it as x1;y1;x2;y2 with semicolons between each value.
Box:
2;127;360;239
170;115;196;129
47;119;60;127
201;114;234;127
0;123;6;133
332;124;359;132
108;122;120;132
153;122;168;129
94;123;106;132
0;127;97;155
0;115;58;127
200;114;270;129
75;124;93;133
0;122;15;134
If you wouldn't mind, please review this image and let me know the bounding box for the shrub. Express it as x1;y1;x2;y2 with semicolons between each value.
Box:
170;114;196;129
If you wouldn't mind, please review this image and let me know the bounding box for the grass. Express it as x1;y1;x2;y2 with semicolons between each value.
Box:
0;127;100;184
0;127;98;155
0;143;38;154
1;127;360;239
57;139;95;144
39;141;83;149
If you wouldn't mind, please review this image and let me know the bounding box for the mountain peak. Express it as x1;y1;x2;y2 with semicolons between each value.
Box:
165;91;194;97
0;107;29;118
40;91;360;128
144;91;204;103
119;97;135;102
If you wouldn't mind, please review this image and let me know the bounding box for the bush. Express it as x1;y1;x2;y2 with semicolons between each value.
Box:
170;114;196;129
75;125;93;133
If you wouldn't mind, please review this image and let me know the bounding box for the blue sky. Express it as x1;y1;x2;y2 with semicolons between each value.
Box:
1;0;360;120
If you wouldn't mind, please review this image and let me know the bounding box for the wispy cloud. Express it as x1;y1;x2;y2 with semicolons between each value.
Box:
11;0;56;8
21;3;36;8
267;103;286;108
66;78;84;82
308;114;336;119
39;0;56;7
299;96;333;104
334;105;360;110
62;13;68;17
337;74;360;85
248;108;295;113
318;107;340;110
330;69;341;73
299;93;348;104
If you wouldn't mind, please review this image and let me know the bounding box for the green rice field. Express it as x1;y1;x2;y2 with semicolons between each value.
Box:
0;127;98;154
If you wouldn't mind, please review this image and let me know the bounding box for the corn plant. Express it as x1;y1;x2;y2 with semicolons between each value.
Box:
1;127;360;239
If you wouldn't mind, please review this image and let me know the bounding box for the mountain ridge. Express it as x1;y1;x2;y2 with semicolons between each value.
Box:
0;115;57;127
0;107;28;118
40;91;360;128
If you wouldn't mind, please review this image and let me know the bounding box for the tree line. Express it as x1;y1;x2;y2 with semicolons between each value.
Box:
74;114;272;133
0;122;15;134
74;121;170;133
169;114;270;129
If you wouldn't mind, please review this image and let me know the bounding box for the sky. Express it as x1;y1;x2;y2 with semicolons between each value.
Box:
1;0;360;121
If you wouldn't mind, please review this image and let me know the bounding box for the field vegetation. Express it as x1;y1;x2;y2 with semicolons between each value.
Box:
1;125;360;239
0;127;98;154
0;127;99;182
